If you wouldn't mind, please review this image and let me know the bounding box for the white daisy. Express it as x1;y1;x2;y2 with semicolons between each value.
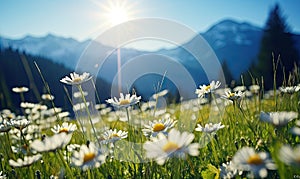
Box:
100;129;128;144
222;90;243;102
143;128;200;165
0;171;6;179
231;147;276;178
260;111;298;127
60;72;92;85
9;154;42;168
41;94;55;101
73;91;88;98
233;85;246;92
290;120;300;136
11;116;31;130
51;122;77;134
71;142;106;171
219;161;242;179
106;93;141;108
279;86;300;94
195;122;225;134
249;85;260;94
195;80;221;98
12;86;29;93
279;144;300;167
142;118;177;137
0;120;12;133
152;89;168;100
30;133;72;152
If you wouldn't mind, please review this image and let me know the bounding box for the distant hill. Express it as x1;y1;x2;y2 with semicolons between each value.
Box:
0;48;111;112
1;19;300;99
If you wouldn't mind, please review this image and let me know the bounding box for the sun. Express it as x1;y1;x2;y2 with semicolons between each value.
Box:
102;0;134;26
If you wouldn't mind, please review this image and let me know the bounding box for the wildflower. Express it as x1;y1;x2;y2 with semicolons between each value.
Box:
249;85;260;94
195;122;225;134
142;118;177;137
30;133;72;152
71;142;106;171
143;128;200;165
20;102;36;109
233;85;246;92
0;171;6;179
60;72;92;85
73;91;88;98
12;86;29;93
279;86;300;94
152;89;168;100
260;111;298;127
100;129;128;144
195;80;221;98
231;147;276;178
220;161;242;179
9;154;42;168
51;122;77;134
222;90;243;102
0;120;12;133
41;94;55;101
73;102;90;112
106;93;141;108
290;120;300;136
11;116;30;130
279;144;300;167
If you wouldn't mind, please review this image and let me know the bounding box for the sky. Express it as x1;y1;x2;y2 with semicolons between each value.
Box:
1;0;300;50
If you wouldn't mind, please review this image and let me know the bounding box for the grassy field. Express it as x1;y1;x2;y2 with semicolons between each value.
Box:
0;71;300;179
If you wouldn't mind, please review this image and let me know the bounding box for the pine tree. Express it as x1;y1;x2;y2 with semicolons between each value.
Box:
253;3;299;89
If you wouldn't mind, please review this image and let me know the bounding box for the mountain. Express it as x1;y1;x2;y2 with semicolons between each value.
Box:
1;19;300;97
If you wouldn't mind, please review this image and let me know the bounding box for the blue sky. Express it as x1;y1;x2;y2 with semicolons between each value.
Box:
1;0;300;43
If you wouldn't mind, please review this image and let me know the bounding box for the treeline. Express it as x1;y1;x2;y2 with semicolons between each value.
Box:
0;47;111;114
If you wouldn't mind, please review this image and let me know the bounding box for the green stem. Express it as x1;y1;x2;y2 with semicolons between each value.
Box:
57;150;74;179
77;84;100;146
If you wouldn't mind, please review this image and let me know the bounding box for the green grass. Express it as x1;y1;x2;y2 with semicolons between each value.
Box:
1;79;300;179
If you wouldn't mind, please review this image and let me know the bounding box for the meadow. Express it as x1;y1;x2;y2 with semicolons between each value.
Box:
0;65;300;179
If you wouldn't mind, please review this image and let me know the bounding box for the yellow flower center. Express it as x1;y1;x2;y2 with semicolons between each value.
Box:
83;152;96;163
163;142;179;153
153;123;166;132
205;85;211;91
73;77;82;83
119;99;130;105
247;154;263;165
229;93;235;97
111;133;119;138
59;128;69;133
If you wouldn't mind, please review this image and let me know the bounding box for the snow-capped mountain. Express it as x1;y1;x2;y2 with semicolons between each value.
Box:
1;19;300;93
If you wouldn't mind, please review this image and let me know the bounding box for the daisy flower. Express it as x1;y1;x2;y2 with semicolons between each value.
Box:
106;93;141;108
222;90;243;102
195;80;221;98
100;129;128;144
279;144;300;167
142;118;177;137
11;116;31;130
12;86;29;93
233;85;246;92
279;86;300;94
0;171;6;179
290;120;300;136
219;161;242;179
152;89;168;100
71;142;106;171
195;122;225;134
231;147;276;178
260;111;298;127
9;154;42;168
41;94;55;101
143;128;200;165
30;133;72;152
249;85;260;94
0;120;12;133
51;122;77;134
60;72;92;85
